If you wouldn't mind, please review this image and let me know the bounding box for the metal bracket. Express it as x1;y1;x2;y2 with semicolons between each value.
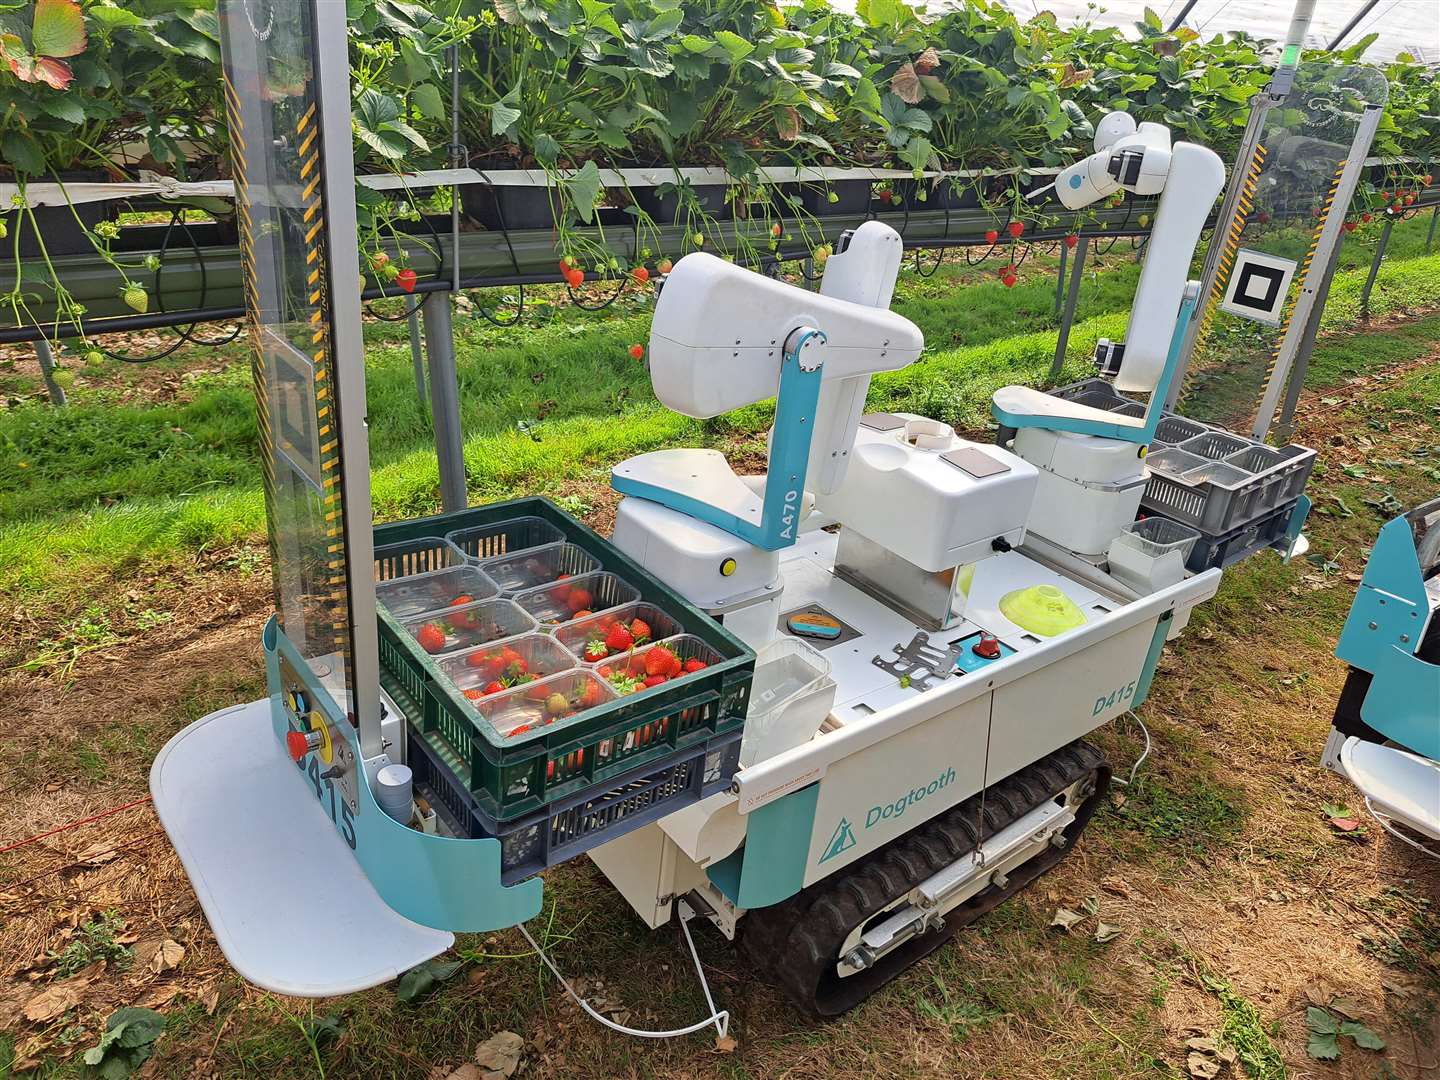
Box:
871;632;962;691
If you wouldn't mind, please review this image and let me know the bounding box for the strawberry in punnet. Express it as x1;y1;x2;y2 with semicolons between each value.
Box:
526;681;550;702
449;595;479;629
415;623;446;654
509;724;532;738
984;228;999;244
463;688;484;701
483;680;505;695
657;258;673;274
567;587;592;613
396;268;417;293
1064;234;1078;249
572;609;592;620
631;266;649;284
645;645;679;677
628;343;645;360
643;674;668;688
597;665;613;678
583;639;610;662
683;658;708;673
545;692;570;717
579;681;605;708
666;652;683;677
604;624;633;653
1007;220;1025;238
629;618;652;644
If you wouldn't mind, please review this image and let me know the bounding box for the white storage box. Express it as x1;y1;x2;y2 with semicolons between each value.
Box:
739;638;836;767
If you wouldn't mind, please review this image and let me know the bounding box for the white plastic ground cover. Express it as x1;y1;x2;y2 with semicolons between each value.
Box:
1339;736;1440;843
149;700;453;997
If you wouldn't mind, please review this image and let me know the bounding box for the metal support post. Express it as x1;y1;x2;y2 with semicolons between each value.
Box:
422;291;468;512
407;306;428;412
1359;215;1392;323
34;338;67;406
1426;206;1438;251
1048;237;1087;383
1053;242;1068;317
1274;245;1340;441
1253;103;1384;439
449;45;462;295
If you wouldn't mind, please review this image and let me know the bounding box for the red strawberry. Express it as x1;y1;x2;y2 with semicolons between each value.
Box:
645;646;678;677
465;650;494;670
579;681;605;708
770;223;782;237
666;652;683;677
1257;211;1271;224
572;609;592;620
483;680;505;695
509;723;532;737
1343;221;1357;233
525;681;550;702
396;268;417;293
629;618;651;643
1064;234;1078;249
628;343;645;360
631;266;650;283
565;268;584;288
1007;221;1024;238
877;188;893;203
984;229;999;244
583;639;609;662
415;623;446;654
567;587;592;613
597;665;613;679
604;624;633;652
657;258;673;274
1002;274;1017;288
1424;174;1434;186
559;255;576;272
463;688;484;701
627;654;648;677
643;674;668;688
1361;212;1373;223
683;658;707;673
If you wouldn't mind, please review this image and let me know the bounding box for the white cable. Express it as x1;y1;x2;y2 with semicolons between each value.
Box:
1363;796;1440;860
1109;711;1152;788
517;901;729;1041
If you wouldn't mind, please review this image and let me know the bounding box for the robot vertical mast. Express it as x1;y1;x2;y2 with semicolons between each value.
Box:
218;0;383;751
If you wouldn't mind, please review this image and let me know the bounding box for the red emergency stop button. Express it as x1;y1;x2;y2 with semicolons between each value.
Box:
972;632;1002;660
287;729;321;761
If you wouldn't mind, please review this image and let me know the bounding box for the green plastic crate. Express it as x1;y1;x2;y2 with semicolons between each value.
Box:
374;497;754;822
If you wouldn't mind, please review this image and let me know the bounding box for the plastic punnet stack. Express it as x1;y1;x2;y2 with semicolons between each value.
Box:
373;498;754;883
1050;379;1316;570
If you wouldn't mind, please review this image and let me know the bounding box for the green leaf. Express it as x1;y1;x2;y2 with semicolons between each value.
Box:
713;29;753;62
823;61;862;80
1;130;43;174
1306;1031;1341;1060
31;0;85;58
39;94;84;123
386;118;429;151
489;86;521;137
87;6;150;30
411;83;445;120
1338;1020;1385;1051
678;33;711;53
533;131;561;165
354;87;401;128
565;160;602;224
918;74;949;103
395;959;463;1003
1306;1007;1338;1036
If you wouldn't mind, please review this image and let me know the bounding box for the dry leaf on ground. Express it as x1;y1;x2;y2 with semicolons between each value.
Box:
474;1031;523;1079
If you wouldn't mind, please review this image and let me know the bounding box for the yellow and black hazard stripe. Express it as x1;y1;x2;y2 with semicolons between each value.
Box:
1179;143;1267;404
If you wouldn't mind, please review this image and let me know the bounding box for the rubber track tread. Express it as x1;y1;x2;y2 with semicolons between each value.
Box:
741;740;1109;1016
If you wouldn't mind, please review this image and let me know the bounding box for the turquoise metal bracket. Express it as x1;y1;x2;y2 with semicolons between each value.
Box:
265;618;544;932
707;782;820;909
1276;494;1312;561
991;294;1198;446
1334;515;1440;760
1129;610;1174;711
612;329;826;552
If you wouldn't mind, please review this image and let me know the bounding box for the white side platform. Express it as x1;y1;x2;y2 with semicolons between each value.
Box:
1339;736;1440;843
150;700;453;997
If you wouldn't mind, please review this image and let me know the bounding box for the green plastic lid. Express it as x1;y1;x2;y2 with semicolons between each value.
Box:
999;584;1086;637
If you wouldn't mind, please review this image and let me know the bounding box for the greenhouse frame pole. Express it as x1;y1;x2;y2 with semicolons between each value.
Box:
1327;0;1382;50
1053;243;1067;317
34;339;67;406
422;291;468;513
1359;214;1392;322
1049;237;1087;382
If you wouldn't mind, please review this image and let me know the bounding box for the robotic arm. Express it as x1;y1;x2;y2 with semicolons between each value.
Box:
1050;111;1225;392
614;222;923;552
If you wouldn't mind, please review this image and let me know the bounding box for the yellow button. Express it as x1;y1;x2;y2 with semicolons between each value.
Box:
720;558;737;577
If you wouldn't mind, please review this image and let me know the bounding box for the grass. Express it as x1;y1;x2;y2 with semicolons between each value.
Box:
47;909;133;979
1202;974;1287;1080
